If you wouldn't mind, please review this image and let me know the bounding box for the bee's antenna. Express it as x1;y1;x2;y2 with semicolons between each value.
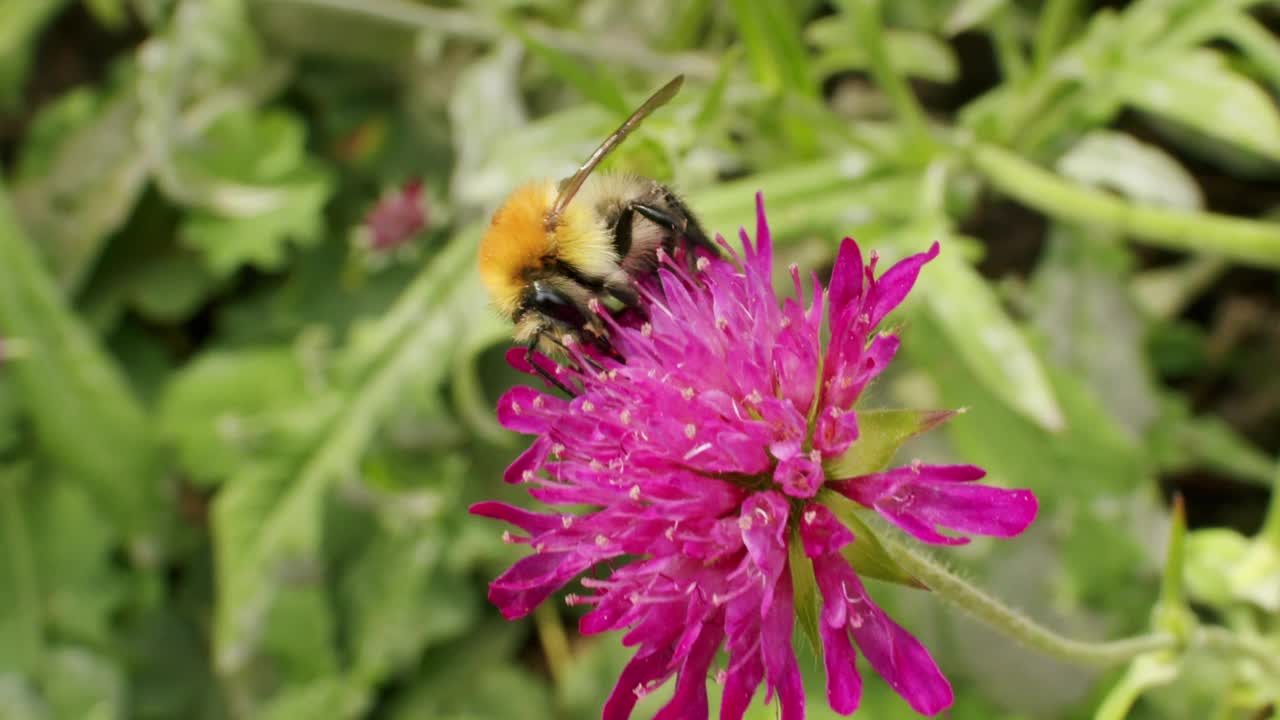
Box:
545;75;684;231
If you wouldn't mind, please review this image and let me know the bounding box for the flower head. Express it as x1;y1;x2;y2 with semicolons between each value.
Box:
472;194;1037;718
364;178;427;251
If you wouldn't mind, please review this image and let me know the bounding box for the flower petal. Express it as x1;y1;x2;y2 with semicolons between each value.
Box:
813;554;952;716
652;622;724;720
799;503;855;559
603;646;676;720
827;237;865;323
820;615;862;715
866;241;939;328
832;465;1038;544
761;570;805;720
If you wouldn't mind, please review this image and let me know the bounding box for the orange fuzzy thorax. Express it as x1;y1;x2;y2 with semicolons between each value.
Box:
478;180;616;318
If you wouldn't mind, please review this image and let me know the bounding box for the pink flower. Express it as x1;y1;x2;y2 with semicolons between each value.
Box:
364;178;426;251
471;194;1037;718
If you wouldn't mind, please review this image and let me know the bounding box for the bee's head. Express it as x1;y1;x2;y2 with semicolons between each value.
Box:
512;276;605;350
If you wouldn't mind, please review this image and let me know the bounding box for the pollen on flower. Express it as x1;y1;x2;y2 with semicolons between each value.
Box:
596;534;610;547
681;387;695;400
580;400;595;413
911;458;923;473
696;256;710;271
641;322;653;336
561;515;574;528
533;395;545;409
521;470;535;483
629;485;641;501
501;531;515;544
619;409;632;425
551;443;565;456
510;401;522;415
683;423;696;438
804;509;817;524
715;317;728;330
715;669;727;685
588;298;604;315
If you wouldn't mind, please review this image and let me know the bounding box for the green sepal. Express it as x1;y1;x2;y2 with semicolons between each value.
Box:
819;490;926;589
788;531;822;655
1153;495;1195;643
824;408;959;480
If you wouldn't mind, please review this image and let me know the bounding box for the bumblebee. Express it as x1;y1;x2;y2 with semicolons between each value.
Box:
478;75;713;385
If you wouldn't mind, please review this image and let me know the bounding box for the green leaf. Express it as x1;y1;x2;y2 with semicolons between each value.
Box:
943;0;1007;35
903;219;1064;431
788;534;822;655
1184;529;1249;607
0;183;162;548
728;0;814;98
511;27;629;115
42;646;125;720
0;465;42;675
211;233;492;695
1113;49;1280;164
1029;225;1158;436
158;348;308;484
341;528;477;684
175;109;334;277
820;491;925;589
11;80;151;290
0;0;71;107
257;677;365;720
807;19;959;83
1056;131;1203;210
825;408;959;480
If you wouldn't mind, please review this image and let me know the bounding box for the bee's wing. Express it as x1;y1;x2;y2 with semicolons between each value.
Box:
545;75;684;229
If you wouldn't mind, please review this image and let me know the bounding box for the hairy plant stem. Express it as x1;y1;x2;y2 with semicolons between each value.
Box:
878;529;1178;666
881;525;1280;682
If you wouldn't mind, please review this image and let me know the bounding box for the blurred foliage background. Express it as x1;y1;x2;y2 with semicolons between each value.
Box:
1;0;1280;718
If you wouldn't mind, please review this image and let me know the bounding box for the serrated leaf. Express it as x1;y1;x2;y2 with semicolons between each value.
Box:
1056;131;1203;210
174;109;334;276
0;183;161;546
788;535;822;655
904;220;1064;431
820;491;924;589
158;348;308;484
1114;49;1280;163
825;408;958;480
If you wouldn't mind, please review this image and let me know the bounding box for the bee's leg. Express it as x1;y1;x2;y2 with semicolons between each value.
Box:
527;338;577;397
633;203;715;266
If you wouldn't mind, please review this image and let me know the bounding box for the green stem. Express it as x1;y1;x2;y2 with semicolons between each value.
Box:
970;143;1280;268
1031;0;1079;73
1258;460;1280;549
991;8;1028;83
838;0;934;158
533;604;572;687
0;468;44;670
880;531;1177;666
261;0;718;78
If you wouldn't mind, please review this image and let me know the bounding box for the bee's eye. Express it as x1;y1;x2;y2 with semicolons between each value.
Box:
531;286;587;327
